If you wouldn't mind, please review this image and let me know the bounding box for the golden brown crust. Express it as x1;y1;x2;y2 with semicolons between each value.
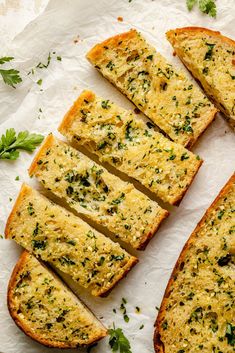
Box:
166;27;235;48
58;90;95;136
185;109;217;149
171;158;203;206
6;183;138;297
5;184;31;239
59;90;203;206
166;27;220;149
86;29;137;63
8;251;107;348
137;210;169;251
153;173;235;353
7;251;72;348
28;133;55;176
167;27;234;130
99;256;139;297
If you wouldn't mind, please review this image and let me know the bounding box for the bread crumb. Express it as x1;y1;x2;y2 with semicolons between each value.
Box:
117;16;123;22
73;35;80;44
173;51;176;56
134;107;141;114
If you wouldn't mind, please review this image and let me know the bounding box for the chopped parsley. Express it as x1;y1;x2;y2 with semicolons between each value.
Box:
108;325;132;353
186;0;216;18
32;239;47;250
111;193;125;205
101;100;111;109
225;323;235;346
59;256;76;266
204;43;215;61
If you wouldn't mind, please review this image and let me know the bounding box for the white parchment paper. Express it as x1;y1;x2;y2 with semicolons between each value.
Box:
0;1;234;352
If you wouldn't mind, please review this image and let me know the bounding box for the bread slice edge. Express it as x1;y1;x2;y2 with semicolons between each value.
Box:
153;172;235;353
7;250;108;348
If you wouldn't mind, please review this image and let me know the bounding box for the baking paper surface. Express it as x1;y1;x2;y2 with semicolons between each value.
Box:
0;0;235;352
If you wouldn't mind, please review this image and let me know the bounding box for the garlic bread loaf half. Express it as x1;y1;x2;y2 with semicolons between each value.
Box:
154;174;235;353
28;134;168;250
86;29;217;147
58;90;202;205
5;184;138;297
167;27;235;130
8;251;107;348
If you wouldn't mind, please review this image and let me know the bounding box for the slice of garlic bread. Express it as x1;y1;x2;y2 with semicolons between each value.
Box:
5;184;138;297
8;251;107;348
167;27;235;130
28;134;168;250
154;173;235;353
58;90;202;206
86;29;217;147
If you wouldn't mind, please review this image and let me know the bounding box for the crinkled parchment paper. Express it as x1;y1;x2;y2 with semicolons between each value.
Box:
0;1;234;352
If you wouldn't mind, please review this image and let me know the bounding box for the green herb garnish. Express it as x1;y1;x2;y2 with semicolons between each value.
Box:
36;52;51;69
108;325;132;353
204;43;215;60
0;128;44;160
225;323;235;346
0;57;22;88
186;0;216;18
101;100;111;109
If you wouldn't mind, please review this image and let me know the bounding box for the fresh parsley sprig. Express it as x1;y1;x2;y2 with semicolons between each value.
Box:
108;325;132;353
0;128;44;160
0;57;22;88
186;0;217;18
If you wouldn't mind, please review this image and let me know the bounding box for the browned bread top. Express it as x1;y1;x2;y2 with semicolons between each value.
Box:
167;27;235;129
86;29;217;147
8;251;107;348
59;90;203;206
28;134;169;250
5;184;138;297
154;173;235;353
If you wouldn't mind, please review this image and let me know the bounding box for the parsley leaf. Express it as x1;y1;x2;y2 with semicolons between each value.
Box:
0;56;22;88
0;69;22;88
226;323;235;346
36;52;51;69
186;0;197;10
108;326;132;353
0;128;44;160
0;57;14;65
186;0;217;17
199;0;217;17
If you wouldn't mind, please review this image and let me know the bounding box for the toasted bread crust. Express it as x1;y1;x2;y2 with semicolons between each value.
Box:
59;90;203;206
58;90;96;136
5;183;31;239
137;209;169;251
171;157;203;206
8;251;107;348
167;27;235;48
99;256;139;297
87;30;217;147
86;30;137;63
96;256;138;297
31;131;167;250
153;173;235;353
6;184;138;296
167;27;235;130
28;134;55;177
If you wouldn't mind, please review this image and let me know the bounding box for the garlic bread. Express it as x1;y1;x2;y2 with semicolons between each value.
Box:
8;251;107;348
167;27;235;130
5;184;138;297
154;174;235;353
28;134;168;250
86;29;217;147
58;90;202;205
